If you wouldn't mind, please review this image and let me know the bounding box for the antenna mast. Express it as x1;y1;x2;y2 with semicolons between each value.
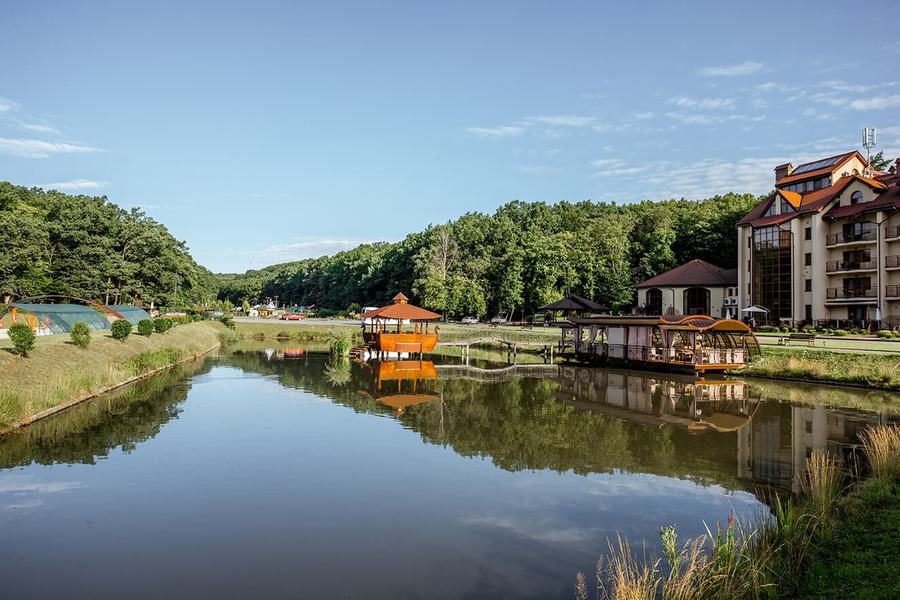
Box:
862;127;877;165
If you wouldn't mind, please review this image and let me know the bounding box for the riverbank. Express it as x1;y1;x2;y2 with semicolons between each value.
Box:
232;320;561;345
739;347;900;391
0;321;224;430
577;425;900;599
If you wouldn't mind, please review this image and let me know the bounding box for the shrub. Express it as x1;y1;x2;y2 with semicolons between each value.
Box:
137;319;154;336
70;321;92;349
877;329;893;339
328;329;353;356
758;325;778;333
8;322;36;356
153;317;174;333
833;329;849;336
220;315;235;329
111;319;132;340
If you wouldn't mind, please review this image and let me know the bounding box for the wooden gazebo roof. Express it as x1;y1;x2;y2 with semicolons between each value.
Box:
538;293;608;313
361;293;442;321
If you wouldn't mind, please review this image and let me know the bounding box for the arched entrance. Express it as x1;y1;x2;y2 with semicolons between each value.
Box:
683;287;710;315
645;288;663;315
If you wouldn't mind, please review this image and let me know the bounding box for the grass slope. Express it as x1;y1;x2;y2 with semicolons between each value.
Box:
795;477;900;600
741;347;900;390
0;321;223;428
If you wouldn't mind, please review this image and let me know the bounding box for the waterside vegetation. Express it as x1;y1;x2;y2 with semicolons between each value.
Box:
576;425;900;600
0;320;223;430
739;348;900;391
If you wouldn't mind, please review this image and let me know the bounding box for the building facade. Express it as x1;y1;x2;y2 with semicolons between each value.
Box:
737;152;900;327
636;259;738;318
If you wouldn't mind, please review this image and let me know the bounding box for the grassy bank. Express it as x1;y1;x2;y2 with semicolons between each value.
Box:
738;347;900;391
0;321;223;429
232;321;561;345
575;425;900;600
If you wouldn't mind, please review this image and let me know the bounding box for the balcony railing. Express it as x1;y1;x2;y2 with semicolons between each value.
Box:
886;225;900;240
888;285;900;298
826;287;876;299
826;260;876;273
886;255;900;269
825;230;876;246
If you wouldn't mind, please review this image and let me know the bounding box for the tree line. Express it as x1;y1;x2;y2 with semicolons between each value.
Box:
218;193;761;318
0;182;216;307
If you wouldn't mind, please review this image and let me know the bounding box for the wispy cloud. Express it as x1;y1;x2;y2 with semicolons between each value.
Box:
527;114;596;127
632;111;654;120
20;123;61;134
668;96;735;110
258;239;383;263
849;94;900;111
0;138;103;158
698;61;764;77
39;178;110;191
464;125;525;139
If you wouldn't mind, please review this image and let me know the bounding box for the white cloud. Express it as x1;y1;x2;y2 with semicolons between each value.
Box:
756;82;795;93
632;111;654;120
39;179;110;191
464;125;524;139
0;138;102;158
20;123;60;134
698;61;764;77
665;112;724;125
668;96;735;110
0;97;18;112
261;239;381;262
849;94;900;111
528;114;596;127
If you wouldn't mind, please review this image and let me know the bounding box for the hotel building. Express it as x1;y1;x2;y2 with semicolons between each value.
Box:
737;152;900;327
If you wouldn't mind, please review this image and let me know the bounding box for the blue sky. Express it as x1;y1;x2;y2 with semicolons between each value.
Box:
2;1;899;272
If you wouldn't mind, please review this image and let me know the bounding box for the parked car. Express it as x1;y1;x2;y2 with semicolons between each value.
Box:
281;312;305;321
461;316;478;325
490;315;507;325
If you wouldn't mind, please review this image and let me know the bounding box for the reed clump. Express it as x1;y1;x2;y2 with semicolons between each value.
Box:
577;435;900;599
327;329;354;357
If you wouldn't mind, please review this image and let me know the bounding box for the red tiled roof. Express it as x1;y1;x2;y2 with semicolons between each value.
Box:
775;151;864;185
637;259;737;289
737;175;860;227
824;178;900;220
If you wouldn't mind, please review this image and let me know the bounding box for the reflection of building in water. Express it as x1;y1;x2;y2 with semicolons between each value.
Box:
361;360;439;413
738;404;891;494
558;364;895;495
557;365;757;433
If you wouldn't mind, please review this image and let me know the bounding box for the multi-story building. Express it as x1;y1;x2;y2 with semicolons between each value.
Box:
737;151;900;327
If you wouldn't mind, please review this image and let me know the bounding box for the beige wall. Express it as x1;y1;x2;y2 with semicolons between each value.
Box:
638;285;736;318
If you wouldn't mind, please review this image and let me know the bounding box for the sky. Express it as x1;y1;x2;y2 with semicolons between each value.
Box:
2;1;900;273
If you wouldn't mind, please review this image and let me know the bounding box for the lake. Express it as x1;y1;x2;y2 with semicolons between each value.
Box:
1;345;897;599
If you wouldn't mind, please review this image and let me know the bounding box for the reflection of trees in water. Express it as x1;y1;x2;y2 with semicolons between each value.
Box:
222;350;740;488
0;359;213;469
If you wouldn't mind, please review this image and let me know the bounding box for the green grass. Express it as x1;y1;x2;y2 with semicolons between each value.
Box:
794;477;900;600
739;347;900;390
0;321;223;429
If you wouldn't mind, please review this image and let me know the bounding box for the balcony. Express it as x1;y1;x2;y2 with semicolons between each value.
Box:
825;230;876;246
826;287;876;301
826;260;876;273
886;255;900;270
888;285;900;299
886;225;900;241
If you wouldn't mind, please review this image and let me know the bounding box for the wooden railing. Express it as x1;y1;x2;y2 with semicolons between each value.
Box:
826;288;876;299
826;260;876;272
826;230;876;246
574;342;747;366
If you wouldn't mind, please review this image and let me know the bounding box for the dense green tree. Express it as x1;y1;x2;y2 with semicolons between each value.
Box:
869;151;892;172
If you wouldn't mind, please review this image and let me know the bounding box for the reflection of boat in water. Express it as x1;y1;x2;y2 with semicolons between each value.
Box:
556;365;759;433
276;347;306;360
361;359;439;413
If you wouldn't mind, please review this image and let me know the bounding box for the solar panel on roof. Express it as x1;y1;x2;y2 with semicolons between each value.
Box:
792;155;843;175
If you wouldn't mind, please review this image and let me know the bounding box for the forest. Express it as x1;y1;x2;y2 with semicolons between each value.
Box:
218;192;762;318
0;182;217;307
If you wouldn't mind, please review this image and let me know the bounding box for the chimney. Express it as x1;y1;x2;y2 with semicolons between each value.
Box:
774;163;793;183
893;158;900;175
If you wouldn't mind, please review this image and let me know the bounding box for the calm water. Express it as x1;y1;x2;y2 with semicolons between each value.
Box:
1;346;897;599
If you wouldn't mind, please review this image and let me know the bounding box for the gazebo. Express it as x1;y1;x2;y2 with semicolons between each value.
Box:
361;293;442;354
538;293;609;317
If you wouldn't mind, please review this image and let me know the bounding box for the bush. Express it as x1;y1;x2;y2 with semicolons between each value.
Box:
8;322;36;356
220;315;235;329
758;325;778;333
70;321;92;349
137;319;154;336
833;329;849;336
111;319;132;340
153;317;174;333
877;329;893;339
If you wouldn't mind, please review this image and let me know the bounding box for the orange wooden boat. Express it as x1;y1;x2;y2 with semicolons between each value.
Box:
361;293;441;354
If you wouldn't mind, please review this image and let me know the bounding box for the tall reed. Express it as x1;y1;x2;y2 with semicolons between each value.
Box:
800;449;843;520
860;424;900;479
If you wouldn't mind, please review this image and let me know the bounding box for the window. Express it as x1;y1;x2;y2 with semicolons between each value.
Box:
851;191;864;205
645;288;663;315
805;304;813;322
780;198;795;213
805;279;812;292
763;201;777;217
804;252;812;266
804;226;812;240
752;226;793;319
